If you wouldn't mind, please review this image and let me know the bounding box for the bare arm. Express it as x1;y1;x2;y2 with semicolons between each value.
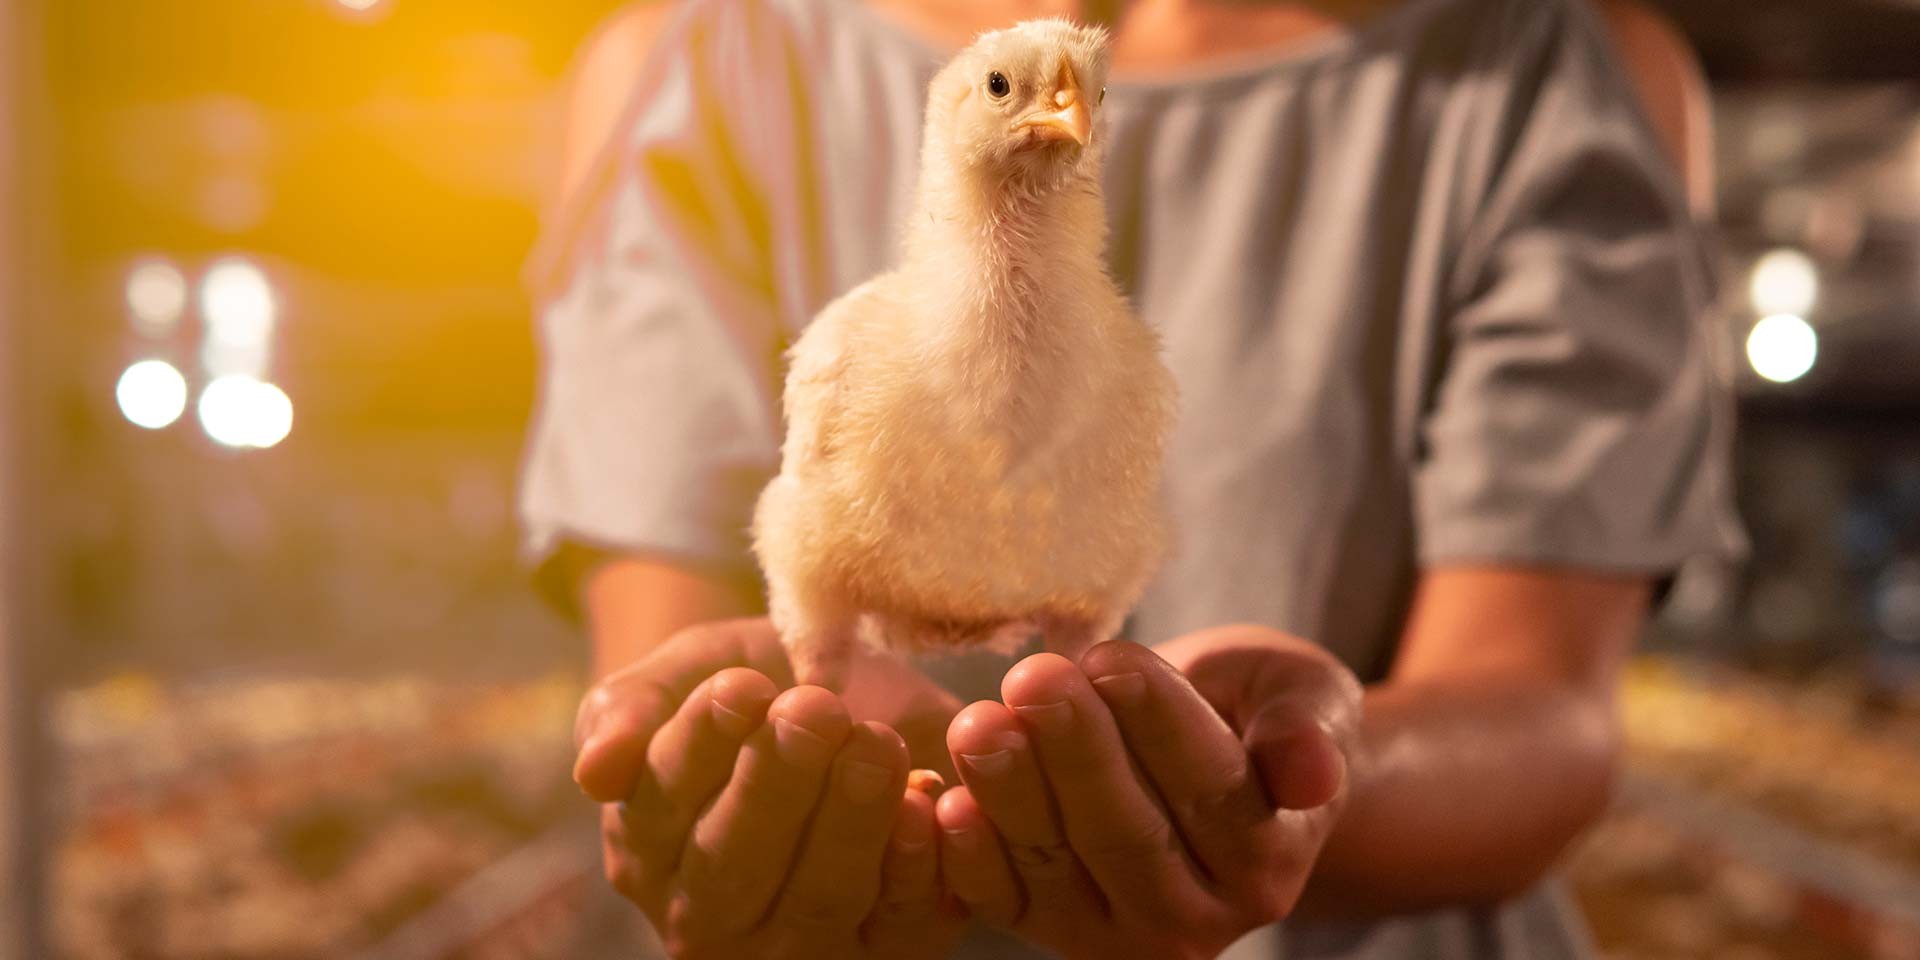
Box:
582;556;764;679
550;4;767;680
1296;565;1649;916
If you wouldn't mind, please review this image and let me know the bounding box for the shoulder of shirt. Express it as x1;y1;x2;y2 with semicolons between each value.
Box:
554;0;824;210
555;2;682;213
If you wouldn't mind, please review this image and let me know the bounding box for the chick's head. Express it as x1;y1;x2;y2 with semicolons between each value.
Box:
928;18;1112;189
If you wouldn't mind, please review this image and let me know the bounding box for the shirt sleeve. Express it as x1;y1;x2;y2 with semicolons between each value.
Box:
1413;0;1746;575
518;0;824;610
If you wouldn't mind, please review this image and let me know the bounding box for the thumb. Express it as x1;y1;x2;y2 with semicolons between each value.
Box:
1243;707;1347;812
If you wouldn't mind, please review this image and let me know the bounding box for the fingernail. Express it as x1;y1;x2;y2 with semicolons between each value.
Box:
772;717;836;767
960;749;1013;777
1091;672;1146;707
841;759;893;804
1013;699;1072;730
710;699;758;740
941;821;978;849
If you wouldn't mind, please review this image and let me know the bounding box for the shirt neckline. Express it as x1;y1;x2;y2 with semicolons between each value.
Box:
834;0;1454;96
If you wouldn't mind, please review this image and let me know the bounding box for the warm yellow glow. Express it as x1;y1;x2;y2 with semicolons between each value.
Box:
125;258;188;337
1746;313;1818;384
336;0;383;10
1749;248;1819;317
198;376;294;449
116;359;189;430
200;256;275;377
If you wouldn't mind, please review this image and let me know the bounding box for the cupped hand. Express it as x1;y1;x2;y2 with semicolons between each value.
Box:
573;619;963;958
935;628;1362;960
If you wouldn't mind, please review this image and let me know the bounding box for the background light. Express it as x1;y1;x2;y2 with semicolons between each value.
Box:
201;257;275;341
124;258;188;337
1746;313;1818;384
198;376;294;449
335;0;385;11
116;360;189;430
200;256;276;377
1748;248;1819;316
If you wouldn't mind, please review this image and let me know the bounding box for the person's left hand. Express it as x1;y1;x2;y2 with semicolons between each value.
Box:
934;627;1362;960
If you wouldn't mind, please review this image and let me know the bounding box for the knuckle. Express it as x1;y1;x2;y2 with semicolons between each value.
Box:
1073;814;1176;868
1178;768;1257;826
1005;837;1082;879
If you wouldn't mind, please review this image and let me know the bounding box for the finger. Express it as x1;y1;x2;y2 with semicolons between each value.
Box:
767;722;909;934
1171;628;1358;816
864;786;944;951
673;685;851;938
618;668;778;876
1079;640;1281;888
574;618;793;802
601;802;652;908
935;786;1022;925
1001;653;1209;914
875;787;938;912
946;701;1105;917
1244;709;1348;811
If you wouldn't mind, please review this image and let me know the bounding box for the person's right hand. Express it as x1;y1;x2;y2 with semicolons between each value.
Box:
573;619;960;958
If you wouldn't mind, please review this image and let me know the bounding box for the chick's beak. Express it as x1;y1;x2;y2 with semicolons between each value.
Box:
1017;61;1092;146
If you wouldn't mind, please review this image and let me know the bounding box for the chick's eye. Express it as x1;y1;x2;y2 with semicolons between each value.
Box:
986;71;1011;99
1099;86;1107;105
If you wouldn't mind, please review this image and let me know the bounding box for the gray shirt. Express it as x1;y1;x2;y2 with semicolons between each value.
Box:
519;0;1743;955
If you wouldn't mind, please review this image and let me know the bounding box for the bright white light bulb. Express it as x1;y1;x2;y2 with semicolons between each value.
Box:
198;375;294;449
250;381;294;448
117;360;189;430
200;256;276;378
125;258;189;337
201;257;275;342
1749;248;1819;317
1746;313;1818;384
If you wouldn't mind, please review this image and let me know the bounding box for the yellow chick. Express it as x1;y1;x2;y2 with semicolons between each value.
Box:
753;19;1175;688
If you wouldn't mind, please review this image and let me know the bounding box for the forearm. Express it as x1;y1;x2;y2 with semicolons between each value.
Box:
583;555;764;679
1290;566;1647;920
1294;673;1618;919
